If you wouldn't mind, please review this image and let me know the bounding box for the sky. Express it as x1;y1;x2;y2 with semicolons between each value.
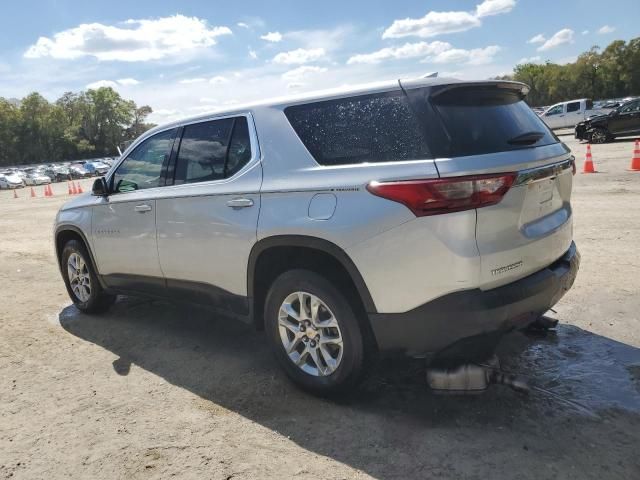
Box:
1;0;638;124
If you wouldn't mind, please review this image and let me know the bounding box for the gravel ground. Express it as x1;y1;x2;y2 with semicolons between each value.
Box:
1;136;640;480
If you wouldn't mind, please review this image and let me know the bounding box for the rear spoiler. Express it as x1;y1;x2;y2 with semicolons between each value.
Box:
400;79;530;99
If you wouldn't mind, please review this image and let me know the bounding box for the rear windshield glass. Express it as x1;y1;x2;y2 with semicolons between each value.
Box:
284;91;431;166
428;86;558;157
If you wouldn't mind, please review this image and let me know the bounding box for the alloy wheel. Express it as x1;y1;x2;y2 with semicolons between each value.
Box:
278;291;344;377
67;252;91;303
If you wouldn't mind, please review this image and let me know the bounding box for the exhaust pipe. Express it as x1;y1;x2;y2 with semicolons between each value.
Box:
426;356;529;395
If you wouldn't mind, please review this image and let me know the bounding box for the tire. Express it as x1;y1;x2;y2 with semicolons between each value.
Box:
264;269;367;395
590;128;610;144
61;239;115;313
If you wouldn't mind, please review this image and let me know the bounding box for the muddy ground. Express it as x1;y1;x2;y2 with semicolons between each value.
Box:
1;135;639;479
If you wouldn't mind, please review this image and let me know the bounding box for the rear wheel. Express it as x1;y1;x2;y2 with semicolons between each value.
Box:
264;269;367;394
61;240;115;313
590;128;610;144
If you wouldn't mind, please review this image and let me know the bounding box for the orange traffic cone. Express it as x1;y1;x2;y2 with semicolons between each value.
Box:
13;189;18;199
630;139;640;171
43;185;49;197
30;187;36;197
71;181;78;195
67;181;73;195
77;183;84;194
47;184;53;196
583;144;596;173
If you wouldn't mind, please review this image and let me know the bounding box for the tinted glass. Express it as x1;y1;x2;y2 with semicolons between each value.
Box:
226;117;253;177
113;128;175;193
428;87;558;157
566;101;580;113
546;105;563;115
621;101;640;113
285;92;430;166
174;117;252;184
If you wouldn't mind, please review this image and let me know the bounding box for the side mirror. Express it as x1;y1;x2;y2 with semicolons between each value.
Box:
92;177;109;196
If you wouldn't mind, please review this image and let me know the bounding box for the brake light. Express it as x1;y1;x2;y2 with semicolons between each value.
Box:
366;173;516;217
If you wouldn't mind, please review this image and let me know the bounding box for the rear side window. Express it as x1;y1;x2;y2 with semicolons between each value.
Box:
174;116;253;185
566;101;580;113
426;86;559;157
284;92;430;166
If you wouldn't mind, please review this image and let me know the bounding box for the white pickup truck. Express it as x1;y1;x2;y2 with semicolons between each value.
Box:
540;99;609;129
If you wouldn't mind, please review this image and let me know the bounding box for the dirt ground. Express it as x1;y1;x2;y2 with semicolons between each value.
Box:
1;136;640;480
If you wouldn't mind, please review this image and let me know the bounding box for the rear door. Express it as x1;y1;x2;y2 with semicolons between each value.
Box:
564;101;582;128
404;82;573;289
155;114;261;313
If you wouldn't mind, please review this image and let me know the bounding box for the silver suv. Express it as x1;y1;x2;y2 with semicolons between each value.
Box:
55;77;580;394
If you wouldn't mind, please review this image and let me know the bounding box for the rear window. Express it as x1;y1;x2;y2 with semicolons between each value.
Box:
427;86;558;157
284;91;430;166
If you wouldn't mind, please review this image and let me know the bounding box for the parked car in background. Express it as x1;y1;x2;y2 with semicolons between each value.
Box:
45;166;72;182
575;98;640;143
54;77;579;394
24;171;52;186
0;172;25;189
84;161;110;176
69;164;91;179
540;98;609;129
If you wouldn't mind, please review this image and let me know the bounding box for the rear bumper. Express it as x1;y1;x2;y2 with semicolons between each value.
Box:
368;242;580;359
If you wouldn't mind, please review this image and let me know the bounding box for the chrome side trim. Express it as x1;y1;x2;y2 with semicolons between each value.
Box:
514;158;573;186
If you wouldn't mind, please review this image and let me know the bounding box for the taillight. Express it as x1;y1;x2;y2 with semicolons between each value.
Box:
366;173;516;217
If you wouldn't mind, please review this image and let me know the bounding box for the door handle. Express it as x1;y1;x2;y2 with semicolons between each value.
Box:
134;204;152;213
226;198;254;208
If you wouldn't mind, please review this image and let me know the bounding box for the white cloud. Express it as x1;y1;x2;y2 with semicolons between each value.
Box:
282;65;328;81
475;0;516;18
347;41;452;64
116;77;139;85
260;31;283;42
598;25;616;34
382;1;515;39
582;30;590;35
248;48;258;59
431;45;501;65
179;77;207;84
209;75;228;84
236;22;249;29
86;78;141;89
24;15;232;62
383;11;481;39
517;56;542;64
287;82;305;90
537;28;574;51
272;47;326;65
527;34;546;44
86;80;118;89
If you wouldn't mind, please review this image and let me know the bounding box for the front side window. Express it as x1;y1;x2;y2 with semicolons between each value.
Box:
174;116;253;184
566;102;580;113
112;128;176;193
285;92;430;166
546;104;563;115
620;101;640;113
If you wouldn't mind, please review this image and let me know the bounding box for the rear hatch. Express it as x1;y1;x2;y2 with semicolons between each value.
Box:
402;80;574;288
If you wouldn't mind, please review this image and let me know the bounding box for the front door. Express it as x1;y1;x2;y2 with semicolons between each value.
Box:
543;104;565;129
156;115;261;314
92;128;177;285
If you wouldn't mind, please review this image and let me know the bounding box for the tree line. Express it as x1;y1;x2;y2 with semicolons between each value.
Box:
500;37;640;107
0;87;154;167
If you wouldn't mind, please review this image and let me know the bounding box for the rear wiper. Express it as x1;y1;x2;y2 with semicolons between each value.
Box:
507;131;545;145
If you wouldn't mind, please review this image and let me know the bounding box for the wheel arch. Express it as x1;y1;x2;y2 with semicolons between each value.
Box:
248;235;377;332
55;225;106;289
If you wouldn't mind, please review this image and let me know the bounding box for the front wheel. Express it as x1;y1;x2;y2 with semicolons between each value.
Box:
61;240;115;313
264;269;367;395
590;128;610;144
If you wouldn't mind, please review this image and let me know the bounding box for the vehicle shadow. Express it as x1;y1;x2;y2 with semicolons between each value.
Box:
58;297;640;479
